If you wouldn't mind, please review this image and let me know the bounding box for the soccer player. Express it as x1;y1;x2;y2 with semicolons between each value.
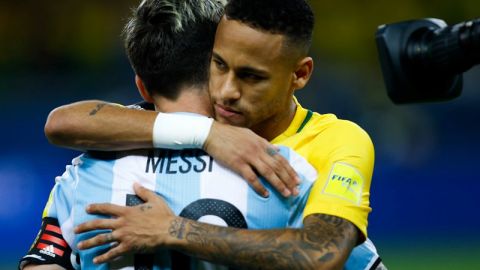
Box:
19;0;309;269
25;0;385;269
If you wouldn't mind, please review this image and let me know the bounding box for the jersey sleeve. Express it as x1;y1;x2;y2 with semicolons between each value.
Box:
303;120;374;240
19;159;81;270
18;217;77;270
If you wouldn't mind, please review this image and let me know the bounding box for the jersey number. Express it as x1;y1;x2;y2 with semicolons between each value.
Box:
126;195;248;270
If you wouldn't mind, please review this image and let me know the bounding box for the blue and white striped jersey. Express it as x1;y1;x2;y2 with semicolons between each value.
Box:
44;146;379;269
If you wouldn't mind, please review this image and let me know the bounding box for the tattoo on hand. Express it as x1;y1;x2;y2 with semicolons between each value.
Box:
105;233;114;242
89;103;107;116
266;147;278;157
139;204;153;212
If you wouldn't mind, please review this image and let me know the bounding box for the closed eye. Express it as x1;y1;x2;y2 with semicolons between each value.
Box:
212;53;228;72
237;71;266;82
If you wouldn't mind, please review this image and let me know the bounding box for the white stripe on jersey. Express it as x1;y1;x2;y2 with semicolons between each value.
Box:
363;238;380;270
199;161;248;226
111;152;157;206
110;152;157;270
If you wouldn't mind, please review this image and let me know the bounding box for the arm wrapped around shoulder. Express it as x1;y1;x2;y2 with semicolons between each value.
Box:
152;112;214;149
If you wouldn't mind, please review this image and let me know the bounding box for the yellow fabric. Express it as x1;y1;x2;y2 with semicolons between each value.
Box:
271;98;374;239
42;186;56;218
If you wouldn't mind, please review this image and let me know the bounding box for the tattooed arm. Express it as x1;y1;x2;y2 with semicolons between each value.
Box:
76;184;358;270
168;214;358;270
44;100;157;151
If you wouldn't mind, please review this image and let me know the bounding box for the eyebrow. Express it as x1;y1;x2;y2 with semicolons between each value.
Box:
212;52;270;76
211;52;227;65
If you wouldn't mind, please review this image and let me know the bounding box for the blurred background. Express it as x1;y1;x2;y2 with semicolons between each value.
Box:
1;0;479;269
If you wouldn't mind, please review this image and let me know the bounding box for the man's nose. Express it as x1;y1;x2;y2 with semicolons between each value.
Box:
219;73;241;101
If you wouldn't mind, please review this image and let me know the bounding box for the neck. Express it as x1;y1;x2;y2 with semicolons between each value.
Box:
252;98;297;141
153;86;213;117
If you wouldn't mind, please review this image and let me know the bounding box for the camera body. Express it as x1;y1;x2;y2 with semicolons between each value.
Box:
376;18;480;104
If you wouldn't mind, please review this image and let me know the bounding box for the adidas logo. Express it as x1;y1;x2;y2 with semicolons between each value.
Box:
39;245;56;258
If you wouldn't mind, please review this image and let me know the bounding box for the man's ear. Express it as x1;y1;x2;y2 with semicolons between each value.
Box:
292;57;314;91
135;75;155;103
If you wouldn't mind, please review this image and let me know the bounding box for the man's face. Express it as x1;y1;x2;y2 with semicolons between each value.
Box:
209;17;298;139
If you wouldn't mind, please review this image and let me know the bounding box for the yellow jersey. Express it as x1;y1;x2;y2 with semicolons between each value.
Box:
271;99;374;239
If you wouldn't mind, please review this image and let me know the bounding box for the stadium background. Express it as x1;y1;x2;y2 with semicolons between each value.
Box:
0;0;479;269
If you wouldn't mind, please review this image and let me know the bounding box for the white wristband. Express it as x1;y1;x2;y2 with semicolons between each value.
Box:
152;113;214;149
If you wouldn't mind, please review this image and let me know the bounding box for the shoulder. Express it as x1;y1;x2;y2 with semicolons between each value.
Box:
278;146;318;183
306;114;373;149
331;119;373;145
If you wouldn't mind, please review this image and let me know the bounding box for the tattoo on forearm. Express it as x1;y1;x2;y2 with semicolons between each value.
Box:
184;221;212;246
303;214;352;253
89;103;108;116
169;218;188;239
176;214;357;269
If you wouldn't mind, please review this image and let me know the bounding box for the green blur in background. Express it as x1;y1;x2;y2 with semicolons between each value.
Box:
1;1;479;269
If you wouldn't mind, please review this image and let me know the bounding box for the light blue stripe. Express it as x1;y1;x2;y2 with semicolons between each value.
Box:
345;242;377;270
154;149;203;270
50;163;77;230
246;146;297;229
154;149;202;215
246;180;291;229
74;153;115;270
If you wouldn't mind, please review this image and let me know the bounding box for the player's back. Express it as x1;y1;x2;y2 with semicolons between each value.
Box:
61;146;317;269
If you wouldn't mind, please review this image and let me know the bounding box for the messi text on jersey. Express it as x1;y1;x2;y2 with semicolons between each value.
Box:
146;149;214;174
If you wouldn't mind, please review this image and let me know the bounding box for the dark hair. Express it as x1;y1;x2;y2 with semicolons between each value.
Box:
225;0;314;55
124;0;226;99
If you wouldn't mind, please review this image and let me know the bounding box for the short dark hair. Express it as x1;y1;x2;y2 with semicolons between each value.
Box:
124;0;226;99
225;0;314;55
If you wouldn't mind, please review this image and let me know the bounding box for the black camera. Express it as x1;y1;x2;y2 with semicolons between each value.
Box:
376;18;480;104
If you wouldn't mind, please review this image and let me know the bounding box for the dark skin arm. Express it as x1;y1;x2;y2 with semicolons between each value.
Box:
44;101;157;151
168;214;357;270
76;184;358;270
44;100;300;197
